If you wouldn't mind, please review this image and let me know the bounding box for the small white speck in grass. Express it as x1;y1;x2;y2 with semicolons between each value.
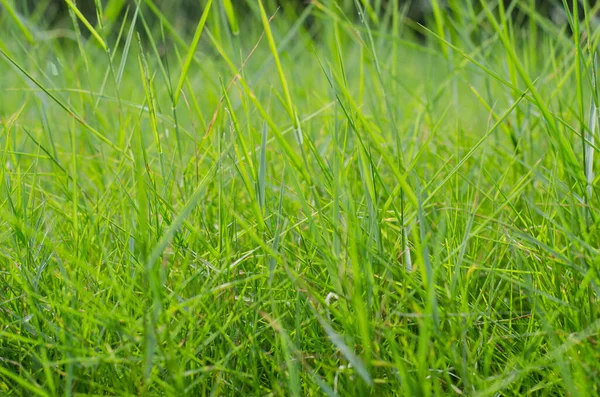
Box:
234;295;252;303
293;126;303;145
325;292;339;321
586;102;596;200
47;61;58;76
325;292;339;306
333;365;346;394
293;114;303;145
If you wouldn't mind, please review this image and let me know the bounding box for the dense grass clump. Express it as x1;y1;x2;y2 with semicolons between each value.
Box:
1;0;599;395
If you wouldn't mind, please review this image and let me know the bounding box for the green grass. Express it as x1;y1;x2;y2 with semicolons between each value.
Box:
1;0;599;395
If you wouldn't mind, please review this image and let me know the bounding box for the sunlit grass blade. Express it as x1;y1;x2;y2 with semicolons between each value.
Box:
258;122;267;210
64;0;108;51
222;0;239;35
257;0;296;125
0;0;35;44
173;0;213;106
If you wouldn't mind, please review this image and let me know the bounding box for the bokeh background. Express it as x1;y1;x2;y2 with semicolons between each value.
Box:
15;0;577;33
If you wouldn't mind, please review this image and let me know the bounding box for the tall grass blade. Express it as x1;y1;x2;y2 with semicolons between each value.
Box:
173;0;213;106
222;0;239;35
64;0;108;51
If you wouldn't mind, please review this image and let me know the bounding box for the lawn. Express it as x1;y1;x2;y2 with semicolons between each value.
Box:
1;0;599;395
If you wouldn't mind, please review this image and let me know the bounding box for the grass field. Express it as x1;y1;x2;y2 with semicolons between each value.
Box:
1;0;599;395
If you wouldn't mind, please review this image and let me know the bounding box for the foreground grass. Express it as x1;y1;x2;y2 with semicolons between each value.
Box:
1;0;599;395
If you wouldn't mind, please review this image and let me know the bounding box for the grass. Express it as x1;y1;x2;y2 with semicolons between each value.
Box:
0;0;599;395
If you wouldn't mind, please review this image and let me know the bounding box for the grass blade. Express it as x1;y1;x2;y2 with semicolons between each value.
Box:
222;0;239;35
64;0;108;51
173;0;213;106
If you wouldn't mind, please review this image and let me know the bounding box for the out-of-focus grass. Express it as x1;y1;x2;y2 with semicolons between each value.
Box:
0;0;599;395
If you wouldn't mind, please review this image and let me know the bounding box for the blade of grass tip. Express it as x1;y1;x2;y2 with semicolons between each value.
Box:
430;0;448;58
257;1;297;127
361;0;380;24
137;19;172;96
222;0;239;35
67;1;90;72
64;0;107;51
116;4;140;88
94;6;128;110
93;0;105;30
0;0;35;44
173;0;213;107
0;49;128;158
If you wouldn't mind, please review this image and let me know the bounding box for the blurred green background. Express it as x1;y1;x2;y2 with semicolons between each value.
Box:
13;0;575;33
